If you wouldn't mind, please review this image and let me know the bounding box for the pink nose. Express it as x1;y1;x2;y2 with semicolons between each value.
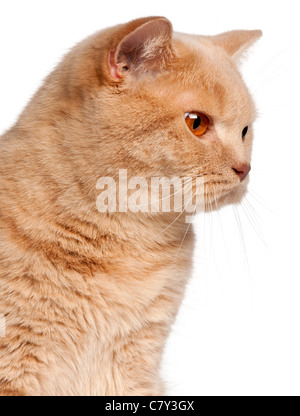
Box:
233;164;251;181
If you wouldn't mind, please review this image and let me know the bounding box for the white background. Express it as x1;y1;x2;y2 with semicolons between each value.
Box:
0;0;299;396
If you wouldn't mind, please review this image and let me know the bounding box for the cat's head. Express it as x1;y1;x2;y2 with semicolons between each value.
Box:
63;17;262;212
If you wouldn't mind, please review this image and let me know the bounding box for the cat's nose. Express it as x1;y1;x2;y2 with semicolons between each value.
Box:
233;163;251;181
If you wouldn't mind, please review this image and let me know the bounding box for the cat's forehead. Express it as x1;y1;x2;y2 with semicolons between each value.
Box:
164;33;256;124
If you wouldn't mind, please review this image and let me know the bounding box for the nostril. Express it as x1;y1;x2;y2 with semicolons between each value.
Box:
233;164;251;181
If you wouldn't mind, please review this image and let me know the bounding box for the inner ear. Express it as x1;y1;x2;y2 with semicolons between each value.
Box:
110;18;174;79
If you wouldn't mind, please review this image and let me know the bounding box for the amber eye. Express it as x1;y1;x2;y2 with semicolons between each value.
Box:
185;112;210;137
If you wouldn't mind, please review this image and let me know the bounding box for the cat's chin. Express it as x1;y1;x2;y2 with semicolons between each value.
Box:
206;182;249;212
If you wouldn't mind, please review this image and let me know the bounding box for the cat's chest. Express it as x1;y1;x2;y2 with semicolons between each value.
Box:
91;251;193;331
42;255;193;396
88;258;193;393
86;227;195;326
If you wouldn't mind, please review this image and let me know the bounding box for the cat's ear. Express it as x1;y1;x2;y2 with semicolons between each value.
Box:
109;17;174;80
210;30;262;63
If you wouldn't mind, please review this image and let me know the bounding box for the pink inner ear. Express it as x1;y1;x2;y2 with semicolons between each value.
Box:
110;19;172;78
109;50;123;80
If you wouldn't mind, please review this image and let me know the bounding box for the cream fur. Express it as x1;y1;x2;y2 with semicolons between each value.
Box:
0;17;261;396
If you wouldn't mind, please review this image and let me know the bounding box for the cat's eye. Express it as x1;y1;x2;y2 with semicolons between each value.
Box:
242;126;249;139
185;112;210;137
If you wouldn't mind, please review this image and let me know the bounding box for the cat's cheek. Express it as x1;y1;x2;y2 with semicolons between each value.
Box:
189;125;219;144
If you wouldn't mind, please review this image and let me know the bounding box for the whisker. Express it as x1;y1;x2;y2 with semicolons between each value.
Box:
210;187;225;290
248;189;276;214
155;182;202;237
243;196;262;223
132;174;200;210
171;195;198;265
253;67;295;95
241;199;268;248
212;185;232;267
249;42;300;87
252;55;298;90
233;204;250;273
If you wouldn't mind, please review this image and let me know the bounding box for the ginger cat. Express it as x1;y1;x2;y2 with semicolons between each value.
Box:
0;17;261;396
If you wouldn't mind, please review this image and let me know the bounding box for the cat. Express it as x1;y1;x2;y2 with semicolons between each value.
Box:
0;16;261;396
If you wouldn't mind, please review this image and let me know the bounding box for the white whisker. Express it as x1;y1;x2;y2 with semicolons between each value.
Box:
233;205;250;273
